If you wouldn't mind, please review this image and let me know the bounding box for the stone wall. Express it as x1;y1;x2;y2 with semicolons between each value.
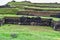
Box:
4;17;20;24
51;21;60;30
17;11;60;16
4;17;52;26
0;19;5;26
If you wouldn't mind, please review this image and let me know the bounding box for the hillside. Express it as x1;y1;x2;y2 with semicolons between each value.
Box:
0;1;60;18
0;1;60;40
0;24;60;40
8;1;60;8
6;1;60;11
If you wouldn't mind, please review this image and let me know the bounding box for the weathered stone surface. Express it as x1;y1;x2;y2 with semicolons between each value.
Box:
17;10;60;16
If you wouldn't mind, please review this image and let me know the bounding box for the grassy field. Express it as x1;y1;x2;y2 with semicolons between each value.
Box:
0;24;60;40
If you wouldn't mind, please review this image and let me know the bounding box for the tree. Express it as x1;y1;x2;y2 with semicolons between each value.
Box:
12;0;16;2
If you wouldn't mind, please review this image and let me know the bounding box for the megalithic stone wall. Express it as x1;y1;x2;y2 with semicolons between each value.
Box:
51;21;60;30
4;17;20;24
0;19;5;26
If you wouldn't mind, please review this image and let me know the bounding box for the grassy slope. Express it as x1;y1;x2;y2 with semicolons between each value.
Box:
8;2;60;7
0;24;60;40
25;7;60;10
33;3;60;7
0;8;25;15
0;8;18;14
0;2;60;15
8;2;60;10
0;2;60;40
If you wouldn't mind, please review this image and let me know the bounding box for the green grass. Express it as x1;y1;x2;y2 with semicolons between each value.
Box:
7;2;60;11
8;1;60;9
8;2;60;7
0;24;60;40
0;8;24;15
0;8;18;13
41;16;60;21
53;18;60;21
0;8;17;15
25;6;60;11
0;2;60;40
0;15;60;21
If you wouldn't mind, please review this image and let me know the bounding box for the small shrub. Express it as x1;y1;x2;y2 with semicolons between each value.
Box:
11;33;18;38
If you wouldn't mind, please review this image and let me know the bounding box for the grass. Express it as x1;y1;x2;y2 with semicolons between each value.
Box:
0;24;60;40
0;8;25;14
8;2;60;7
0;8;25;15
0;15;60;21
0;8;18;13
53;18;60;21
8;2;60;11
8;1;60;9
0;1;59;40
25;6;60;11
